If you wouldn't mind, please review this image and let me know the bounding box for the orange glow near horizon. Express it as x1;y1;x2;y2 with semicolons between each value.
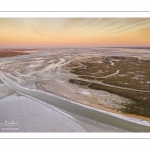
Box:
0;18;150;47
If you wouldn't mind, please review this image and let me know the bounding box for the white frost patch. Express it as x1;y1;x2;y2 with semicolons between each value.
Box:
97;61;103;63
133;75;144;80
98;70;102;73
110;61;115;66
146;81;150;84
42;58;65;72
97;70;120;79
113;59;120;62
81;91;91;95
118;74;126;77
59;80;65;83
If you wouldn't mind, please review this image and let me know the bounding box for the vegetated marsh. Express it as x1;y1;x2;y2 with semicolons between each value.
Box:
68;56;150;119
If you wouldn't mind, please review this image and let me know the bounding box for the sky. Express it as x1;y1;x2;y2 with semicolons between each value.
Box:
0;18;150;47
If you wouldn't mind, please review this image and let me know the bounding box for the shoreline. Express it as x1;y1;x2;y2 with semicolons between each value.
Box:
1;72;150;131
44;85;150;126
67;78;150;122
27;76;150;127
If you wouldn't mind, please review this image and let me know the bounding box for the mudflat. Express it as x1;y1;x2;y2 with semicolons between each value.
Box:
1;47;150;131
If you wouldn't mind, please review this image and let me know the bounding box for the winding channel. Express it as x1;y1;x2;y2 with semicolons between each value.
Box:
0;71;150;132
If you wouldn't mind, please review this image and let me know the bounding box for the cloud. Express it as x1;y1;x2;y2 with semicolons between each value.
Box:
31;27;60;39
0;18;150;46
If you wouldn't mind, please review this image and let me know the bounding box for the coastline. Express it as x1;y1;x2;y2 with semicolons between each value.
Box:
2;71;150;131
43;82;150;126
1;48;150;131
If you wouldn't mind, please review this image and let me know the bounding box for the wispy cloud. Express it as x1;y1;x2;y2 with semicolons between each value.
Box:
32;27;60;39
0;18;150;46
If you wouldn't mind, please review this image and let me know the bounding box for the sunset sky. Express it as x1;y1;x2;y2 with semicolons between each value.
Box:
0;18;150;47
